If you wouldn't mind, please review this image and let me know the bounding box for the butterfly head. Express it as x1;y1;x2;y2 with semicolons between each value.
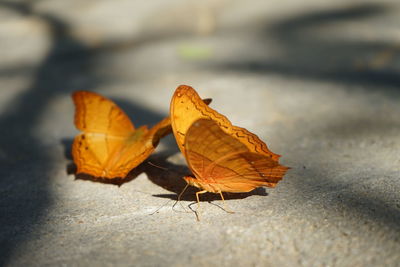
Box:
183;176;200;188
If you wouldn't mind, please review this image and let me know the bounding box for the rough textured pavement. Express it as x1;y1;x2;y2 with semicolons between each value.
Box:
0;0;399;266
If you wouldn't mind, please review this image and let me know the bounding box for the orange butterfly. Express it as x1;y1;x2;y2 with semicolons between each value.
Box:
170;85;289;205
72;91;171;180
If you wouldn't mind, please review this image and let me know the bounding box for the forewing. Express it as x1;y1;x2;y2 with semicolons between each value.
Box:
72;91;135;136
170;85;280;160
170;85;221;157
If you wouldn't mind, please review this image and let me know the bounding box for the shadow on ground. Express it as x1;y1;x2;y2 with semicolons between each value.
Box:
216;2;400;232
0;1;171;265
138;152;268;202
219;3;400;95
0;2;96;265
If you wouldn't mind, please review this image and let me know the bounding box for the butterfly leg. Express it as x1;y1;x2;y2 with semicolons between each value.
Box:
196;190;208;208
219;192;235;214
177;183;190;202
172;183;190;212
194;190;208;221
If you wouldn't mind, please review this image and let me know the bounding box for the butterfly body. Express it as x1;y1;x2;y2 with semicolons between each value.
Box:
183;176;220;193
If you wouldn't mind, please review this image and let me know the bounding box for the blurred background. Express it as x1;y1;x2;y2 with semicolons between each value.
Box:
0;0;399;266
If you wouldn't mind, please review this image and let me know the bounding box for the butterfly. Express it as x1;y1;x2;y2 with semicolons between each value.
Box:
72;91;171;180
170;85;289;206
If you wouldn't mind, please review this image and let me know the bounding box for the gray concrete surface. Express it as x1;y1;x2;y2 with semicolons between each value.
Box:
1;0;400;266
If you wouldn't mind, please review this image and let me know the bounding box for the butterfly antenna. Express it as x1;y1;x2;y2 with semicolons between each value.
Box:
172;183;190;212
150;199;172;215
147;161;168;170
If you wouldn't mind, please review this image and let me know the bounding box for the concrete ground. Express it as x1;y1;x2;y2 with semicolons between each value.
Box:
1;0;399;266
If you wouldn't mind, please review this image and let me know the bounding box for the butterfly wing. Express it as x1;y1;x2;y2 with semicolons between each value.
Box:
170;85;280;161
73;91;135;135
146;116;173;147
115;116;173;174
72;91;171;179
72;127;151;178
185;119;288;192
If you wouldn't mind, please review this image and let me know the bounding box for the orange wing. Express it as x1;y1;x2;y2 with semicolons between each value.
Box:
170;85;288;193
170;85;280;161
184;119;288;193
73;91;135;136
72;91;171;179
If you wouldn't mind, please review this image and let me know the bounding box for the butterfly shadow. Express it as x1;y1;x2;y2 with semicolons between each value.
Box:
141;151;268;203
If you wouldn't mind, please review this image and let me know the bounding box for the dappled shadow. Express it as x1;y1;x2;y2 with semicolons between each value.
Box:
0;2;94;265
114;98;169;128
0;2;182;262
285;109;400;232
318;116;400;140
290;166;400;232
215;2;400;232
267;3;400;232
220;3;400;94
